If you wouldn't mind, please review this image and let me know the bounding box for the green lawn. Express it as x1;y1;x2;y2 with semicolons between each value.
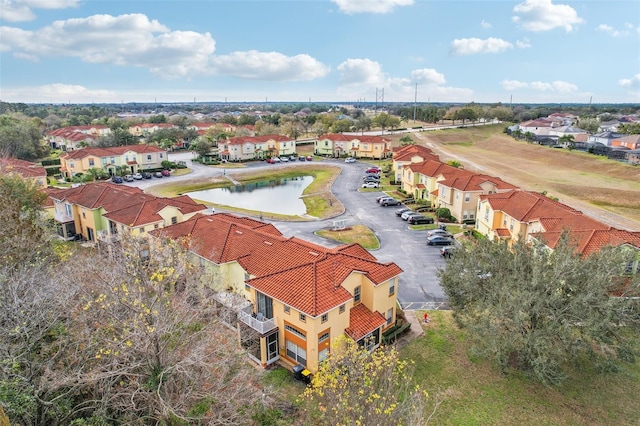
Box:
402;310;640;425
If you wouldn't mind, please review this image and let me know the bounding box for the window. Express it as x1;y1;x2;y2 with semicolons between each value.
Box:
285;324;306;340
321;313;328;323
354;285;361;303
484;206;489;220
339;304;345;314
256;291;273;319
102;158;107;166
470;211;475;219
69;161;75;168
389;281;395;295
245;284;250;291
387;308;394;325
509;219;514;231
286;340;306;366
324;141;328;147
299;313;306;322
88;158;94;166
463;211;468;219
455;192;459;200
160;153;164;158
319;332;330;343
65;204;72;217
284;305;290;314
154;224;159;229
319;348;329;362
171;216;178;225
82;209;86;219
110;157;115;164
147;155;152;161
465;194;470;202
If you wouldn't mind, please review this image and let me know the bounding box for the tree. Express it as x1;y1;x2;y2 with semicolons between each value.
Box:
454;107;477;125
298;335;432;425
618;122;640;134
558;134;575;150
354;116;373;134
373;113;400;133
439;235;640;385
331;118;353;133
400;135;415;146
191;139;212;159
577;117;600;133
0;115;48;160
1;230;274;424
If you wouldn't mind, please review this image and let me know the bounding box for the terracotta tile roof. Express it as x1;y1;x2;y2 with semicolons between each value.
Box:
345;304;387;341
48;182;149;211
495;228;512;237
439;173;517;192
152;213;402;316
481;190;607;232
535;228;640;256
225;134;293;145
103;195;207;226
0;158;47;179
393;145;439;162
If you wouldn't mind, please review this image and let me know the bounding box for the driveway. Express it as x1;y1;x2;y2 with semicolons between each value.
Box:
125;153;448;310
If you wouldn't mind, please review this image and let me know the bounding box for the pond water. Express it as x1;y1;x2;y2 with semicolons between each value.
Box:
186;176;314;216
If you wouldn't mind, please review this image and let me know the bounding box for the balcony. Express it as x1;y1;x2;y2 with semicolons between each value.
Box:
238;306;277;335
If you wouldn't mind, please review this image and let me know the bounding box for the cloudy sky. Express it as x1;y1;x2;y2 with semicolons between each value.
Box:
1;0;639;104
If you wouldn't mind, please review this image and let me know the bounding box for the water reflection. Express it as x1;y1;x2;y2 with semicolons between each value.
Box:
186;176;313;215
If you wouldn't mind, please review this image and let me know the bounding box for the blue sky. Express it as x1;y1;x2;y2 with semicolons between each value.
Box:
1;0;639;104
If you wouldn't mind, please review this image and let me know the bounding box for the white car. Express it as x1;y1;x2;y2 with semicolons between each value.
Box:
272;157;282;162
345;157;356;163
426;229;453;238
362;181;379;188
133;173;143;180
280;156;289;162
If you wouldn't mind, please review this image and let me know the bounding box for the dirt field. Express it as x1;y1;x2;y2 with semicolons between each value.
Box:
396;125;640;231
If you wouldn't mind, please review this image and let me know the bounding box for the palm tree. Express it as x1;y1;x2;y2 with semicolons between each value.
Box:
558;134;575;150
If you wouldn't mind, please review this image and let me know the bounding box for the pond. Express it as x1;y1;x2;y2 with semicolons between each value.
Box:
186;176;314;216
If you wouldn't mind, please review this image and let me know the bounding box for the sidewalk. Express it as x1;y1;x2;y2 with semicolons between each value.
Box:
396;309;424;347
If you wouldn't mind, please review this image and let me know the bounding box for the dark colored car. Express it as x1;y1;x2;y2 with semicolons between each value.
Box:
142;172;153;179
111;176;123;184
380;198;401;207
427;235;455;246
407;215;435;225
161;169;171;176
298;156;306;161
395;207;411;216
363;176;380;183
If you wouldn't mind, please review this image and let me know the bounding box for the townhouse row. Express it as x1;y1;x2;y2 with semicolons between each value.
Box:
392;144;640;266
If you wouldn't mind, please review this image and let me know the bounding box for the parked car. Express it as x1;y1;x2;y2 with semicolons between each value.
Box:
111;176;123;184
362;182;379;189
289;155;297;161
306;156;313;161
363;176;380;183
441;246;456;258
407;215;435;225
395;207;411;216
426;229;453;238
298;156;306;161
154;172;163;178
281;156;289;162
366;167;381;174
161;169;171;177
133;173;143;180
345;157;356;163
401;210;422;220
380;198;401;207
427;235;455;246
376;195;390;203
123;174;134;182
272;157;282;163
142;172;152;179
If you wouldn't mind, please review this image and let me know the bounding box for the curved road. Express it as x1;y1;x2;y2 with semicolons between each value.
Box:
129;152;449;310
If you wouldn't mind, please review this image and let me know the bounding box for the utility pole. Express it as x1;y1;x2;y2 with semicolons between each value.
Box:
413;82;418;123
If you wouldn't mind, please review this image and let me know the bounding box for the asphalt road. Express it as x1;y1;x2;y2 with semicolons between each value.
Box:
126;152;449;310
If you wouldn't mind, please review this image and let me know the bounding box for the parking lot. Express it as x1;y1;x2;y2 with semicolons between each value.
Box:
125;153;449;310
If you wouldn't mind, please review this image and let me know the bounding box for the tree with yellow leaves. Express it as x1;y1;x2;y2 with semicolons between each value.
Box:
298;335;431;426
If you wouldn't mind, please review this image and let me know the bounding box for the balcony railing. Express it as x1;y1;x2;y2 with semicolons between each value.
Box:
238;307;277;335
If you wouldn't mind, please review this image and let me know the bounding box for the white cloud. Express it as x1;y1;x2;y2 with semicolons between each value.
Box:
596;23;631;37
1;83;117;103
0;0;79;23
337;58;386;85
501;80;529;91
331;0;413;14
0;13;329;82
451;37;513;55
336;58;472;102
481;19;492;29
619;74;640;88
516;38;532;48
410;68;446;85
211;51;330;81
512;0;584;32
